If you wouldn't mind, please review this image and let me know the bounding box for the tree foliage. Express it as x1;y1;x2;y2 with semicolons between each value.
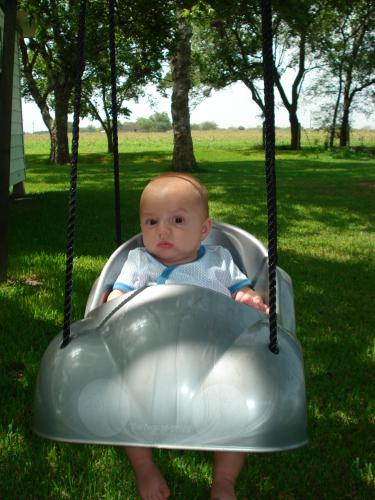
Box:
136;112;172;132
18;0;374;160
19;0;173;162
19;0;88;163
192;0;264;112
80;0;173;152
309;0;375;146
192;0;316;149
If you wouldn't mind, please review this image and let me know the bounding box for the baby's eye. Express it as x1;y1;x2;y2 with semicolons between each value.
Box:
145;218;158;226
172;216;185;224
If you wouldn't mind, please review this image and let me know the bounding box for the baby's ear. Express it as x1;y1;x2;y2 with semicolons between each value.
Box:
201;218;212;240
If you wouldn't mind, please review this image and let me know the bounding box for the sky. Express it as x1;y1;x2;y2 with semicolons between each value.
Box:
22;80;373;133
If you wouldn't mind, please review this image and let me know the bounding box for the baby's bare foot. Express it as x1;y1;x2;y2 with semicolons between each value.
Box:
133;461;170;500
210;477;237;500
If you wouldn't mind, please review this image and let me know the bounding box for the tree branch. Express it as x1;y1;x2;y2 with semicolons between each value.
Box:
19;37;55;132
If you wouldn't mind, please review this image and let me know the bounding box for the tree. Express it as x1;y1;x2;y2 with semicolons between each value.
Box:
80;39;148;153
331;1;375;146
199;121;218;130
192;0;265;119
19;0;172;163
80;1;171;153
136;112;172;132
19;0;95;163
271;1;319;150
304;1;375;147
170;3;197;171
80;60;133;153
192;0;324;150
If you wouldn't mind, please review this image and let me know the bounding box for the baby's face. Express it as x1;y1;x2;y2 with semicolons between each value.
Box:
140;178;211;266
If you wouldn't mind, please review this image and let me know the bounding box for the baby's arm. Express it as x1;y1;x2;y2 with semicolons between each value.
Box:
106;249;141;302
107;288;125;301
233;286;269;313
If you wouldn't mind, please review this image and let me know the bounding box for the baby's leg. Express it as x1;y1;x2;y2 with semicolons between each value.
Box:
211;451;246;500
124;446;170;500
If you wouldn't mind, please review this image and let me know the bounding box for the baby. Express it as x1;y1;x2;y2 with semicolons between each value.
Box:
108;172;268;499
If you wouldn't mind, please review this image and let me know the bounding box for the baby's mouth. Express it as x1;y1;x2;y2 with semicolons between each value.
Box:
157;241;173;249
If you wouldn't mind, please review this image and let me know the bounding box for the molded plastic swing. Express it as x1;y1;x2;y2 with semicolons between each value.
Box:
34;221;307;451
33;0;307;453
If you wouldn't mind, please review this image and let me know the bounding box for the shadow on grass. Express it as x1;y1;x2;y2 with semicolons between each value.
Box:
1;245;374;497
17;153;375;255
1;152;374;497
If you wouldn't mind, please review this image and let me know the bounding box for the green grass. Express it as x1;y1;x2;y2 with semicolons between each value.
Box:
1;130;375;498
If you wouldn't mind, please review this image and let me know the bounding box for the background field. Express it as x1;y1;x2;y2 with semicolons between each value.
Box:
24;127;375;154
1;130;374;498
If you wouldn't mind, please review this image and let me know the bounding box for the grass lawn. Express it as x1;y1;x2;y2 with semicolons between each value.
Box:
1;130;374;498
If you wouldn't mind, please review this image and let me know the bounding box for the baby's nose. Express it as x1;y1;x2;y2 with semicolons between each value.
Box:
158;220;171;237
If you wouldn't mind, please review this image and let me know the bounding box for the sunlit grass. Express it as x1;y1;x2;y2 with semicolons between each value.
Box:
1;130;374;498
24;127;375;155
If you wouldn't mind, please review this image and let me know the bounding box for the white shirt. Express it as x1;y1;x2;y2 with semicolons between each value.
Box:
113;245;251;297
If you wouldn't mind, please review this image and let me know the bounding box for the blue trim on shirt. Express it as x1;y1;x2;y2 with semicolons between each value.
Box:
156;246;207;284
197;246;206;259
157;266;177;284
112;282;134;293
228;278;252;295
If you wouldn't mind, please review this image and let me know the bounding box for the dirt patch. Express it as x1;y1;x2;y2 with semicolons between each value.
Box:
7;275;43;287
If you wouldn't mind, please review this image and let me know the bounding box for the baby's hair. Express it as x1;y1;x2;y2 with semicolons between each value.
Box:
145;172;210;217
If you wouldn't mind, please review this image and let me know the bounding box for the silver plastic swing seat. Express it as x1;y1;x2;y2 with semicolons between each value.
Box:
34;221;308;452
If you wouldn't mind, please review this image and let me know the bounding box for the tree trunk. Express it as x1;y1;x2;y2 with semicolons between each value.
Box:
49;126;58;164
262;121;266;149
290;113;301;150
54;87;71;164
171;13;196;171
19;37;59;164
329;68;344;148
339;78;351;147
273;33;305;151
339;106;350;147
86;99;113;153
106;125;113;153
274;79;302;150
329;118;337;149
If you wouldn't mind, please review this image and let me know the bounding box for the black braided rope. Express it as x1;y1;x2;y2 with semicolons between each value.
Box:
261;0;279;354
109;0;122;247
61;0;87;348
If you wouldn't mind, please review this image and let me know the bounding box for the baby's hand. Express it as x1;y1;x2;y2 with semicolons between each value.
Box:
234;287;269;314
107;289;125;302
